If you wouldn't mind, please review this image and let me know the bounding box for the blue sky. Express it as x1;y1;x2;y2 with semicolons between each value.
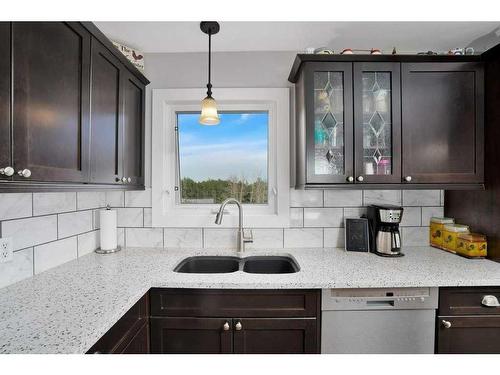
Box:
177;112;268;182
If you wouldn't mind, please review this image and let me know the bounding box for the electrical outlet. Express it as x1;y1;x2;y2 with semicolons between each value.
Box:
0;237;13;263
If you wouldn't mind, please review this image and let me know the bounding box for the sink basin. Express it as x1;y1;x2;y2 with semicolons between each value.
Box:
243;256;300;274
173;255;300;274
174;256;240;273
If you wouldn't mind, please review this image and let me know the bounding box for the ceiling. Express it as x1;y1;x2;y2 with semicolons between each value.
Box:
95;21;500;54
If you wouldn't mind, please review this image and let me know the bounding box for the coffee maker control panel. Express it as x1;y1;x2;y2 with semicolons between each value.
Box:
379;209;402;223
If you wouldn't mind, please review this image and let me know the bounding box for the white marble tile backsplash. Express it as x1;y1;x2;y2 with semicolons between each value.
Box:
0;188;443;288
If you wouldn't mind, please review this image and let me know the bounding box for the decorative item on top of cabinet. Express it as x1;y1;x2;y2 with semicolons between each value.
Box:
289;54;484;190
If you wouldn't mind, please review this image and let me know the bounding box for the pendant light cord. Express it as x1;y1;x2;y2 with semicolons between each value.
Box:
207;31;212;97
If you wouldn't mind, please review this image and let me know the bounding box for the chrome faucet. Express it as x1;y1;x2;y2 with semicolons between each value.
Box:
215;198;253;252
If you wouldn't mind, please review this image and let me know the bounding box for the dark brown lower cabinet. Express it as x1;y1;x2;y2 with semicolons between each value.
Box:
437;316;500;354
121;323;150;354
150;317;233;354
436;287;500;354
233;318;317;354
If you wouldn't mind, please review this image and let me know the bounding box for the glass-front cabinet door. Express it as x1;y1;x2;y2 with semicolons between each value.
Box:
305;62;354;184
353;62;401;184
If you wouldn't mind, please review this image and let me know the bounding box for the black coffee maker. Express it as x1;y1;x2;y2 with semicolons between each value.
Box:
367;204;404;257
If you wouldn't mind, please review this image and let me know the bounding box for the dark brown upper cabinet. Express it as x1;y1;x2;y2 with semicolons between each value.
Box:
0;22;149;192
0;23;11;182
290;54;485;189
354;62;401;184
122;71;145;186
89;40;123;185
401;62;484;185
12;22;91;183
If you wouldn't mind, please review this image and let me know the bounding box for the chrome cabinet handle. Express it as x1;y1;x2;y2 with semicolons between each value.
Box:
121;177;127;183
17;169;31;178
235;321;242;331
127;177;132;183
223;321;230;331
346;176;354;182
442;319;452;329
357;176;364;182
481;295;500;307
0;166;14;176
404;176;412;182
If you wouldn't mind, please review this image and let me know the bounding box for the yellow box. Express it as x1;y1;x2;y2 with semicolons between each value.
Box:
456;233;487;258
442;224;470;253
430;217;455;249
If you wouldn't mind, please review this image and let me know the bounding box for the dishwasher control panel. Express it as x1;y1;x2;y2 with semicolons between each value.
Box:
322;287;439;310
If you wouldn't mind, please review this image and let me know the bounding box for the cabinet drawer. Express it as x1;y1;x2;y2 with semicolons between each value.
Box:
150;289;320;318
439;287;500;316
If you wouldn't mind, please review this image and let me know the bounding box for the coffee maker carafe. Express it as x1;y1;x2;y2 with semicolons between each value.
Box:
367;205;404;257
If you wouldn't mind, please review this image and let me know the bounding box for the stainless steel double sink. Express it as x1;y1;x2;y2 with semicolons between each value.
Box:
174;255;300;274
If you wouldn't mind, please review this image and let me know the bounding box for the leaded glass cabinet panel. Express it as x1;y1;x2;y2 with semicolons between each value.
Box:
304;62;354;184
354;62;401;184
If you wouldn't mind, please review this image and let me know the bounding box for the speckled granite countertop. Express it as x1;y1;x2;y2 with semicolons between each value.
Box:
1;246;500;353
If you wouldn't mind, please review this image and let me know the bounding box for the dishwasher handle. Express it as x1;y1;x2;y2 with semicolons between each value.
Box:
366;300;395;307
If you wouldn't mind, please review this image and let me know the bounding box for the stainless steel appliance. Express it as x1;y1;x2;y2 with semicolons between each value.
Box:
321;288;438;354
367;204;404;257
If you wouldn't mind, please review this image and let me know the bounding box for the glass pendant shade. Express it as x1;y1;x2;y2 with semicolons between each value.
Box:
199;95;220;125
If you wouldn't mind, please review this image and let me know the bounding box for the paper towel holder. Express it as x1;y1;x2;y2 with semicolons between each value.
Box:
95;205;122;254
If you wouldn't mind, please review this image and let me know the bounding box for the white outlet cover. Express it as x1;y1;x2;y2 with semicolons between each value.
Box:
0;237;13;263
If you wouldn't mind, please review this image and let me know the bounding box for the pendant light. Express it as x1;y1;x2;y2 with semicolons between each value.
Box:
199;21;220;125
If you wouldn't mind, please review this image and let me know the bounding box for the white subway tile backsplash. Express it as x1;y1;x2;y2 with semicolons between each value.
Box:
117;228;125;247
77;192;106;210
116;207;143;228
204;228;238;249
284;228;323;248
289;208;303;227
143;208;152;227
105;191;125;207
0;193;32;221
164;228;203;248
125;188;152;207
304;208;343;227
0;247;33;288
290;189;323;207
440;190;445;206
402;190;441;207
400;207;421;227
58;211;92;239
324;228;345;248
401;227;429;246
324;190;362;207
125;228;163;248
363;190;401;206
33;192;76;216
246;229;283;250
343;207;367;221
421;207;445;226
34;237;77;274
2;215;57;250
77;230;100;257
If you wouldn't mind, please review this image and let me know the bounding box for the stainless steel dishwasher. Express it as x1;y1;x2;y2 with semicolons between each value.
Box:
321;287;438;354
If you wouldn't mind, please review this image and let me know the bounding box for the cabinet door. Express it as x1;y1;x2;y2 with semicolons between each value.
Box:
121;71;145;186
437;316;500;354
304;62;354;184
120;323;150;354
12;22;91;183
233;318;318;354
354;62;401;184
402;63;484;184
150;317;233;354
89;40;123;184
0;22;11;181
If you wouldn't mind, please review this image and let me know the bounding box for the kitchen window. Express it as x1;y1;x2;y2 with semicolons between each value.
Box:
152;88;290;227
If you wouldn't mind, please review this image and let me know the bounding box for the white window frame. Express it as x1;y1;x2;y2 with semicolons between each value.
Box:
152;88;290;228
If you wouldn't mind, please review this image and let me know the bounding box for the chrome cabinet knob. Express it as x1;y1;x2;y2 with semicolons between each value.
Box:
404;176;412;182
17;169;31;178
346;176;354;182
442;320;452;329
121;177;127;183
235;321;242;331
0;166;14;176
223;321;230;331
357;176;364;182
127;177;132;183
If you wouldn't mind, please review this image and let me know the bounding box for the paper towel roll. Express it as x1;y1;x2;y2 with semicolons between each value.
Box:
100;209;117;251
